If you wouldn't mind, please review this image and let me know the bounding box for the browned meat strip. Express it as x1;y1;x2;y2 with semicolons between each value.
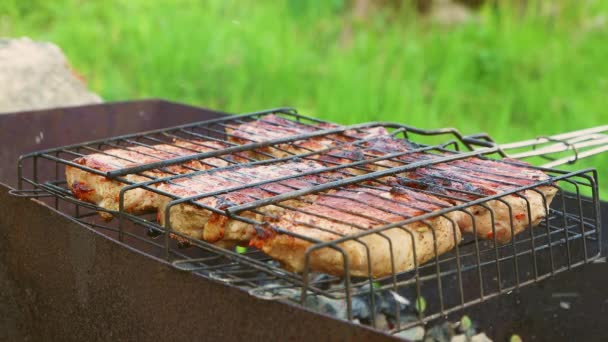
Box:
250;185;462;277
271;135;556;243
225;114;388;159
65;140;242;219
67;112;556;274
354;137;558;243
66;115;388;219
155;154;463;276
156;160;352;245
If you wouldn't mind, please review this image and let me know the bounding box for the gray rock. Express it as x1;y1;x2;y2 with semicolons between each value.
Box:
0;37;101;114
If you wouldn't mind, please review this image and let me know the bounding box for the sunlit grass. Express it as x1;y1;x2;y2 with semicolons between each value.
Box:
1;0;606;196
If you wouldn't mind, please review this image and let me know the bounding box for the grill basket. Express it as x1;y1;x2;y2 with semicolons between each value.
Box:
15;108;602;334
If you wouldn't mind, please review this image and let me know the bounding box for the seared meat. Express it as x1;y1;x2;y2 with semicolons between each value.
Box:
156;155;463;277
65;140;240;219
153;116;392;245
156;160;351;245
273;135;556;243
67;112;557;279
66;115;387;219
251;185;463;277
226;114;388;159
355;137;558;243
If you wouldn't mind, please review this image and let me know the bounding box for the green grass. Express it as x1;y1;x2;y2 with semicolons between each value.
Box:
1;0;607;196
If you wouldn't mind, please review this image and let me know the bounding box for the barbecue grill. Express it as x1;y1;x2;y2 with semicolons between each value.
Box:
1;100;607;341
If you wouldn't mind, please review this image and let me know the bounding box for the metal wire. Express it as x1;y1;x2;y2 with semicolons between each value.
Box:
16;108;603;335
463;125;608;168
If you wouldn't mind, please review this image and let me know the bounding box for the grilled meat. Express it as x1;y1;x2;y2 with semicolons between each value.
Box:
250;185;463;277
154;116;390;245
66;115;389;219
156;160;351;244
226;114;388;159
67;113;557;278
357;137;558;243
155;153;463;277
275;135;556;243
65;140;242;219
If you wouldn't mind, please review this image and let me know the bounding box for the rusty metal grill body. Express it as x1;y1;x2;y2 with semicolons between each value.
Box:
15;107;602;335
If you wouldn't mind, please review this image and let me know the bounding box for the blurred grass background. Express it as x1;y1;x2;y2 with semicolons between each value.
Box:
1;0;606;196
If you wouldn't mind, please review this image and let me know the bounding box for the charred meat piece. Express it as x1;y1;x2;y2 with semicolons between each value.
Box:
156;160;352;245
251;185;463;277
358;137;558;243
225;114;389;159
299;136;556;243
66;115;388;219
65;140;241;219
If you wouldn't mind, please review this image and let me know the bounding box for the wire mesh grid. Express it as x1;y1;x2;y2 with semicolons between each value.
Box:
15;108;602;334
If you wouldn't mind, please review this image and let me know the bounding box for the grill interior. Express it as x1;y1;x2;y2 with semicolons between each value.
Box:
15;108;602;334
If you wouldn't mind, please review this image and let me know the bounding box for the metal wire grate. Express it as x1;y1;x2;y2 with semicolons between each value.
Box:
16;108;602;334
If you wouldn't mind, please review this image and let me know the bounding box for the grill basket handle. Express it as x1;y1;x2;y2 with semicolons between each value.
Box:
462;125;608;168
